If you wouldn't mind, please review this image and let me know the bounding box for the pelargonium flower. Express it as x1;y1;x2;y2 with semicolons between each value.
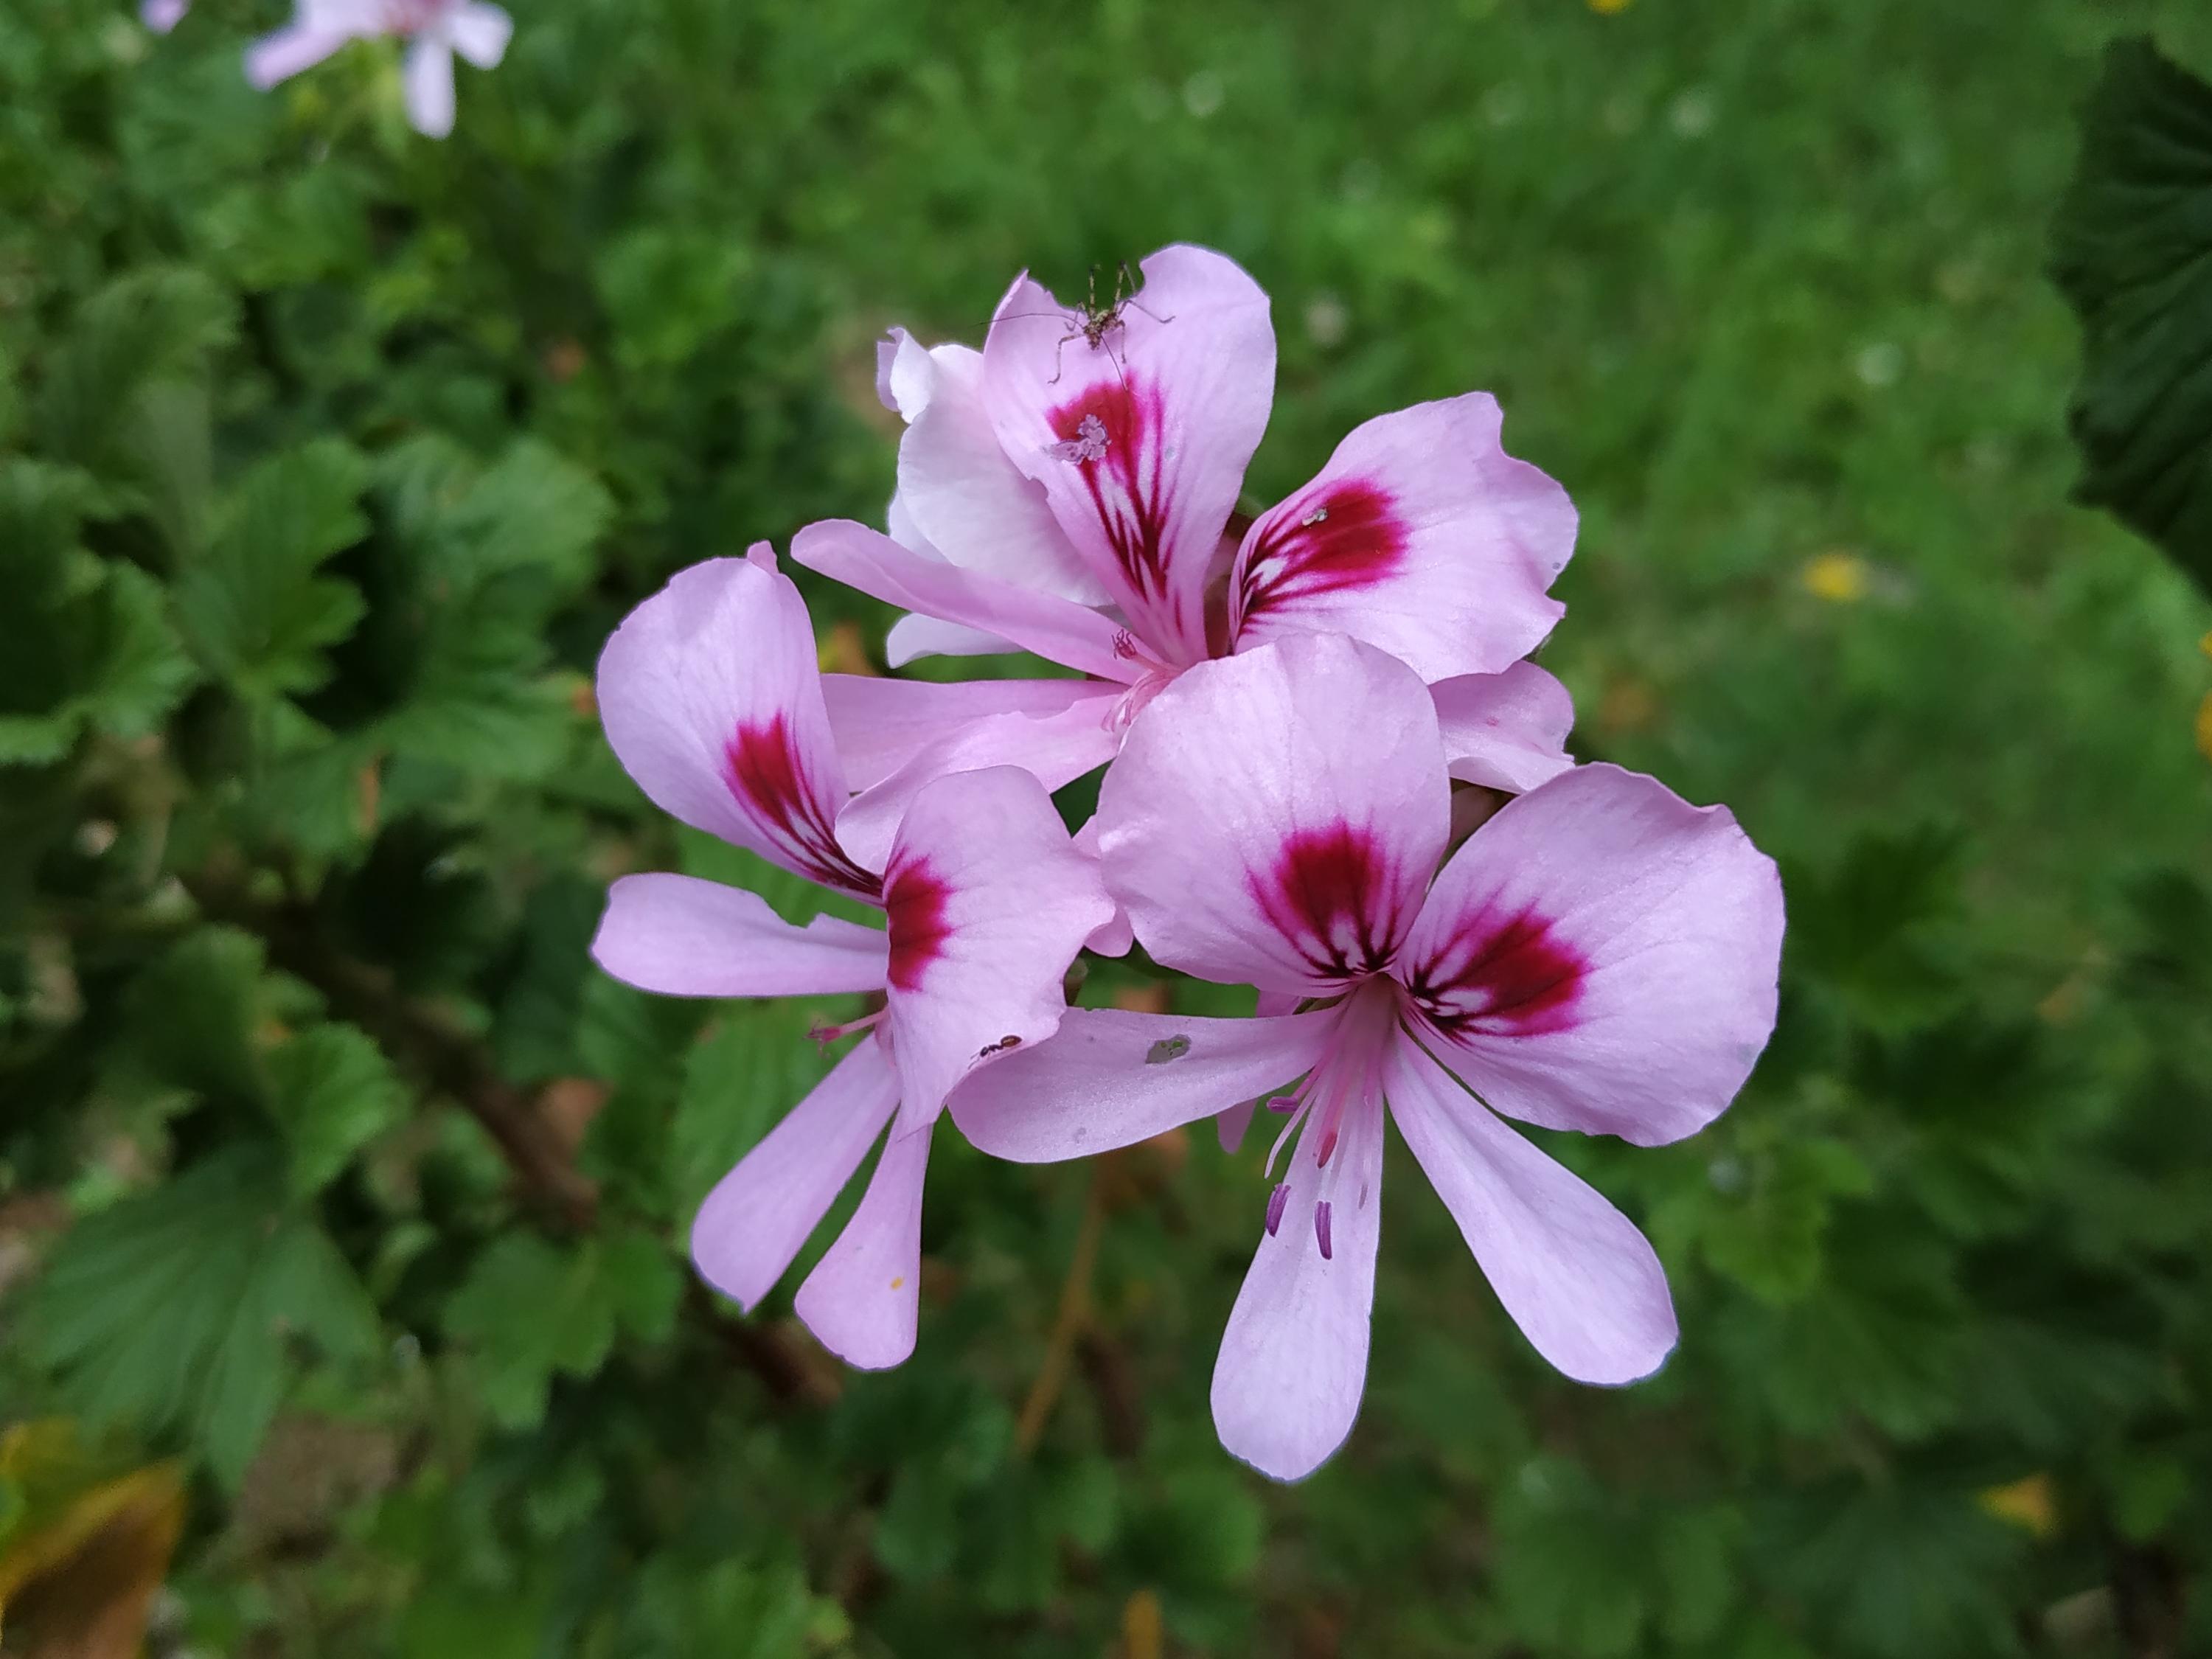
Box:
950;634;1782;1479
794;243;1577;810
588;550;1116;1368
245;0;511;139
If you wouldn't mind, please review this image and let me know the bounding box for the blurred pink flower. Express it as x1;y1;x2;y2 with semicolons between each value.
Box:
244;0;511;138
142;0;189;35
588;549;1115;1369
952;635;1783;1479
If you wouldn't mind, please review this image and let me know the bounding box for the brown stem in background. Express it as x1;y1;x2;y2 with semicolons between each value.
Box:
1013;1166;1107;1456
181;866;832;1408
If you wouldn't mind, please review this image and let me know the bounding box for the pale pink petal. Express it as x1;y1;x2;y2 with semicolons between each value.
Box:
244;24;352;86
829;694;1122;874
983;246;1275;666
401;35;454;138
691;1038;900;1311
590;873;888;998
1228;394;1572;681
1215;989;1303;1150
884;613;1012;666
877;327;930;416
1210;1093;1385;1482
445;0;509;66
1396;764;1783;1146
793;1116;933;1369
879;496;1017;662
887;339;1111;605
793;520;1138;684
819;673;1114;792
1096;635;1449;995
949;1006;1340;1161
1430;661;1576;794
597;557;877;895
877;768;1116;1118
1069;815;1135;956
1215;1099;1257;1153
1384;1036;1676;1384
142;0;188;35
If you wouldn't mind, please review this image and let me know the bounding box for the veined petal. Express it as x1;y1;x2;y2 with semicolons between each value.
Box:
885;337;1112;605
820;673;1116;793
949;1006;1340;1161
1228;394;1572;681
794;1116;934;1369
1383;1036;1676;1385
793;519;1139;684
445;0;511;66
983;246;1275;666
1210;1089;1386;1482
597;554;877;896
590;874;888;998
400;35;455;138
1096;635;1450;995
1431;661;1576;795
690;1038;900;1312
1397;764;1783;1146
831;696;1123;875
879;768;1116;1118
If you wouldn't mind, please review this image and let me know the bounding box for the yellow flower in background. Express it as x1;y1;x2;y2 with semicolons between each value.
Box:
1802;550;1871;603
1978;1472;2059;1538
1589;0;1634;13
2195;690;2212;765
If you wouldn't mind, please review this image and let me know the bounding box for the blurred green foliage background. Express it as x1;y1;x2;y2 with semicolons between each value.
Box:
4;0;2212;1653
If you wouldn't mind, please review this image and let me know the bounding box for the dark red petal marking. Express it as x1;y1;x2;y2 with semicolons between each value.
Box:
1404;907;1586;1038
1048;376;1180;627
883;853;953;994
723;714;879;897
1233;479;1408;635
1248;823;1409;981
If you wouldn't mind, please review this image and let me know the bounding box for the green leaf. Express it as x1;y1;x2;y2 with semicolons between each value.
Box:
1770;1482;2025;1659
355;436;606;780
175;440;369;699
263;1022;409;1197
2051;38;2212;595
442;1227;683;1430
37;267;233;483
115;926;271;1109
448;438;613;591
0;462;196;762
27;1147;378;1487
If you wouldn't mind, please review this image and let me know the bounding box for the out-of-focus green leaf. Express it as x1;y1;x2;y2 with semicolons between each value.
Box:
265;1022;409;1197
2052;37;2212;595
27;1147;378;1487
442;1228;682;1430
174;440;369;699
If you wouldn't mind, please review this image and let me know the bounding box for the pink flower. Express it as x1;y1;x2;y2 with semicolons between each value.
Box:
142;0;189;35
244;0;511;139
797;244;1578;800
589;550;1116;1368
950;635;1782;1478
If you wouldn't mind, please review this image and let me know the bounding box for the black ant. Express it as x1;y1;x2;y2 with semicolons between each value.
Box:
1003;262;1175;385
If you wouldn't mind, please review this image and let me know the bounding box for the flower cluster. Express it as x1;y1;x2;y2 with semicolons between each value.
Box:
592;246;1785;1479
